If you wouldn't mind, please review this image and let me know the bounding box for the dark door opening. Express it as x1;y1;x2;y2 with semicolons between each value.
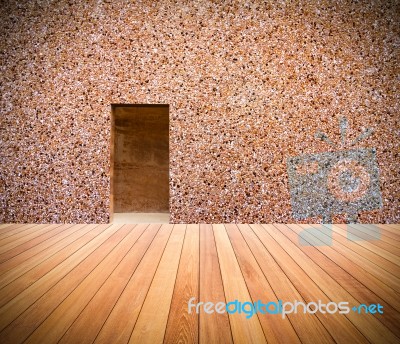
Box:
111;104;169;222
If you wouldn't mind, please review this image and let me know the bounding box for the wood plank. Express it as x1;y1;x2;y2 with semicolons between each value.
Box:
288;224;400;309
0;224;120;333
0;224;63;254
0;224;50;248
371;225;400;237
274;223;400;338
0;223;398;344
198;224;232;344
386;224;400;231
250;224;368;344
328;225;400;280
129;224;186;344
225;224;300;344
94;224;174;344
0;224;75;264
164;224;199;344
0;224;89;277
57;224;161;344
213;224;266;344
0;225;97;296
0;224;29;238
303;224;400;293
357;224;400;242
24;224;150;344
0;224;14;230
261;224;399;344
0;224;132;344
333;225;400;265
381;225;400;239
335;224;400;256
237;224;334;344
354;224;399;241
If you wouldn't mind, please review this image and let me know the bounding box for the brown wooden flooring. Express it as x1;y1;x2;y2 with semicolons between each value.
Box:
0;223;399;344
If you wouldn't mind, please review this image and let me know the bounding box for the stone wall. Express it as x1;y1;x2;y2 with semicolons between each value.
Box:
1;0;399;223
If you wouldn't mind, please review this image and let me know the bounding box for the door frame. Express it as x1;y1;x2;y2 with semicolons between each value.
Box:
110;104;170;223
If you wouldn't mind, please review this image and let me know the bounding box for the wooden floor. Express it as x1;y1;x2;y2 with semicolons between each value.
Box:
0;223;399;344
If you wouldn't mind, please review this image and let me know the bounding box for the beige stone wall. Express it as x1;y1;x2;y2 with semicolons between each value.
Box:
1;0;399;223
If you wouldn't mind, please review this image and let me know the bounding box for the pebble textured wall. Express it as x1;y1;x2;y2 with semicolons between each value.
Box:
1;0;399;223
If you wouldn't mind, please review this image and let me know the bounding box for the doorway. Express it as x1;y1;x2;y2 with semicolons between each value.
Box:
111;104;169;223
